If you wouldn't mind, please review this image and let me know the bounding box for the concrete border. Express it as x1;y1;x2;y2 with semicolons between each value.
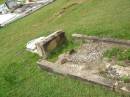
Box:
72;34;130;46
37;59;130;94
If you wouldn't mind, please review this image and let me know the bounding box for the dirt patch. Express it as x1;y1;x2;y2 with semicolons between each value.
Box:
49;0;86;21
56;42;111;72
68;0;86;4
55;3;78;17
76;0;87;4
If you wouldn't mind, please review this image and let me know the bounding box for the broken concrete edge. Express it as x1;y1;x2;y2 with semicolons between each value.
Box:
37;60;113;88
72;34;130;46
42;30;66;45
37;60;130;95
36;30;67;58
0;0;54;27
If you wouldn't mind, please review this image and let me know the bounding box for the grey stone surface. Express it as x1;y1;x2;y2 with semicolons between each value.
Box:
106;65;130;79
72;34;130;46
36;31;66;58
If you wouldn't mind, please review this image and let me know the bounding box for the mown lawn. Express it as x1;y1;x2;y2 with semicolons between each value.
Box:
0;0;4;4
0;0;130;97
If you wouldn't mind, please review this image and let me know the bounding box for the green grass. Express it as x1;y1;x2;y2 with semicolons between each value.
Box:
0;0;130;97
104;48;130;61
121;75;130;83
0;0;4;4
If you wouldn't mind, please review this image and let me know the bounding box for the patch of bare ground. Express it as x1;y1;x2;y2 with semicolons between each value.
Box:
48;0;87;22
53;0;86;18
70;0;87;4
56;42;110;73
54;3;78;17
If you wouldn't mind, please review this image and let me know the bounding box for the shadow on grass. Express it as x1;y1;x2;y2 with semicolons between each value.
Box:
47;40;80;62
3;62;26;86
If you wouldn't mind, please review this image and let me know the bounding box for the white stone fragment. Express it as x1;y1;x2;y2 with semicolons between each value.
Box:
0;0;54;27
26;37;45;53
0;13;18;25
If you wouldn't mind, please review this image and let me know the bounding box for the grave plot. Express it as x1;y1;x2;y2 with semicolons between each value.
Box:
36;33;130;94
26;30;66;57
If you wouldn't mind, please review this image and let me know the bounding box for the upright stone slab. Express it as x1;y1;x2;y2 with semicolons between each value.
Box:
5;0;18;11
36;31;66;58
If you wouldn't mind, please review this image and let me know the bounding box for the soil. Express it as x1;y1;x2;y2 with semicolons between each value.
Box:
57;41;111;73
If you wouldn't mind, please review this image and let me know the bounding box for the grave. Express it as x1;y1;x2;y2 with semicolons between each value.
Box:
37;33;130;94
26;30;66;58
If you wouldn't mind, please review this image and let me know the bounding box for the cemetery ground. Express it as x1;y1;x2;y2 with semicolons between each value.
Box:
0;0;3;4
0;0;130;97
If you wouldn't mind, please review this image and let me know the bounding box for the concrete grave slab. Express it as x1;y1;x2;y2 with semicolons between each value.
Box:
36;31;66;58
37;34;130;94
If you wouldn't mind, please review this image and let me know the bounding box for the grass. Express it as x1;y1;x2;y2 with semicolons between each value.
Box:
0;0;130;96
0;0;4;4
121;75;130;83
104;48;130;61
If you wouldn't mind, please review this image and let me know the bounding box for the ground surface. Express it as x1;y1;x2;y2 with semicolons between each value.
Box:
0;0;3;4
56;42;111;73
54;41;130;92
0;0;130;97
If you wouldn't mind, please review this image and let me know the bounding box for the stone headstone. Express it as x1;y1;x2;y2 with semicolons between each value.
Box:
36;31;66;58
5;0;18;11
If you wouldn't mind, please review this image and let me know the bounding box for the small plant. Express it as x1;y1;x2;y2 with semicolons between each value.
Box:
121;76;130;83
104;47;130;62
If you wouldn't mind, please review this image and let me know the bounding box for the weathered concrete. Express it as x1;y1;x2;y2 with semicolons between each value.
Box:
72;34;130;46
38;41;130;94
37;60;114;88
0;0;54;27
36;31;66;58
38;59;130;94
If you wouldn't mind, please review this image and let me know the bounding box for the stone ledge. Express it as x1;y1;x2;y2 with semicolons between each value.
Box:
72;34;130;46
37;59;130;94
37;60;114;88
36;30;66;58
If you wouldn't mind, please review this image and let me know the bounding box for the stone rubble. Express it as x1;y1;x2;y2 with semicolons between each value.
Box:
106;65;130;79
38;40;130;93
57;42;111;71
